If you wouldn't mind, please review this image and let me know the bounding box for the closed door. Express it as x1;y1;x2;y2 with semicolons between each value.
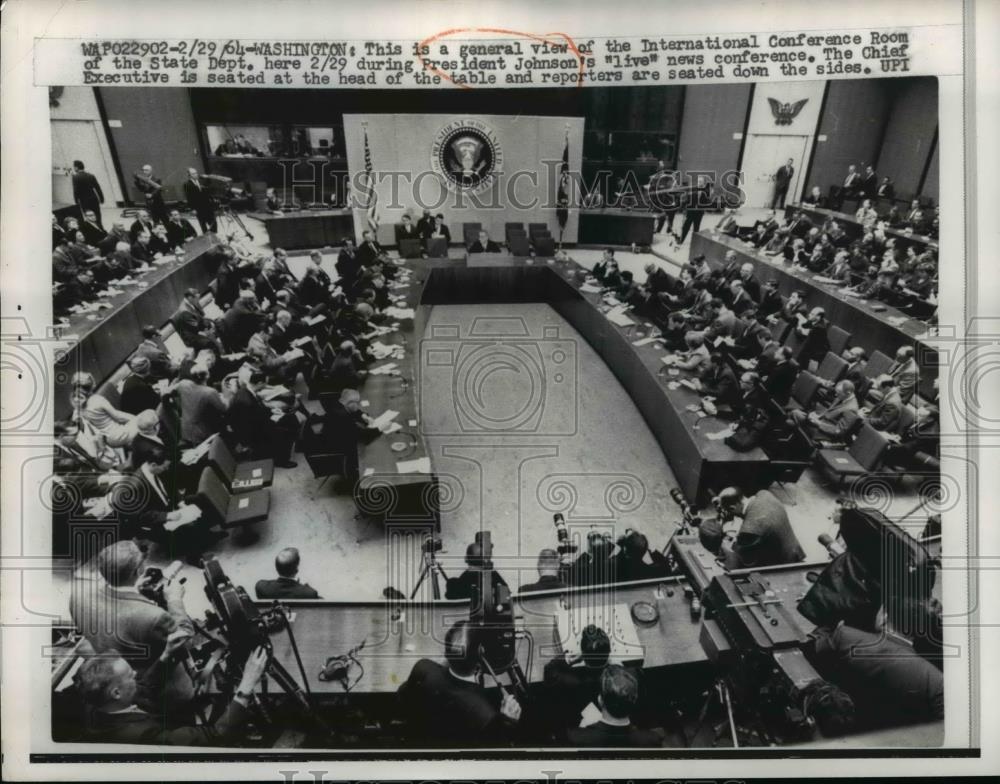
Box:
51;120;113;209
741;134;809;208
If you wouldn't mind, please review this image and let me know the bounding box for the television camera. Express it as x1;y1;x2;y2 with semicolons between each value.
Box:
197;173;255;242
468;530;533;700
197;557;330;735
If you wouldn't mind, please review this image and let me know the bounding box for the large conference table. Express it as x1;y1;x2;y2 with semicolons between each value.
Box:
250;208;354;250
354;250;770;525
52;234;223;420
690;230;938;397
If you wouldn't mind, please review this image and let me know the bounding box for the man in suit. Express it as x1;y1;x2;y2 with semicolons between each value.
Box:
323;340;368;395
69;540;196;707
98;220;131;255
133;163;168;224
394;213;421;245
72;160;105;226
727;280;756;317
541;624;610;729
357;229;386;267
809;620;943;722
227;371;298;468
613;530;670;583
763;346;799;406
468;229;501;253
697;351;740;410
803;185;826;207
772;158;794;209
165;208;197;248
79;209;108;247
841;164;862;205
398;619;523;745
704;487;806;570
132;326;176;381
864;375;903;432
174;365;227;446
129;209;155;242
791;379;862;446
220;290;266;352
416;209;436;240
131;228;158;266
254;547;322;599
76;635;268;745
736;262;762;302
887;345;919;405
182;168;217;234
519;548;568;594
120;356;162;416
876;177;896;201
336;238;362;289
171;288;217;352
444;540;510;602
306;388;378;481
565;665;662;747
427;213;452;245
677;184;710;244
860;165;878;199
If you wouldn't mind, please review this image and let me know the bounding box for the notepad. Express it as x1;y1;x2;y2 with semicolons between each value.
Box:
291;336;312;347
304;314;327;326
605;307;635;328
370;409;400;430
580;283;602;293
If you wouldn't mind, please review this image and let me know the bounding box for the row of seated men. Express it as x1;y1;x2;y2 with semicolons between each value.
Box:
61;521;942;747
53;234;414;561
803;175;940;240
719;205;937;319
590;249;937;464
52;210;200;317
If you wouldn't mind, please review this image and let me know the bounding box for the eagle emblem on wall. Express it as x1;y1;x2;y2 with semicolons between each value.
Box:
768;98;809;126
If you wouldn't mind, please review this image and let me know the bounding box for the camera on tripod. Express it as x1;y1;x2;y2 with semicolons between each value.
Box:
669;487;703;530
422;534;443;554
202;558;278;655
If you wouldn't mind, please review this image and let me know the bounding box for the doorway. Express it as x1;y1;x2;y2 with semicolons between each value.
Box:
740;133;809;209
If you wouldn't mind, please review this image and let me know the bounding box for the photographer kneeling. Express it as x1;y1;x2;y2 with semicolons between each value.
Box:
75;635;269;745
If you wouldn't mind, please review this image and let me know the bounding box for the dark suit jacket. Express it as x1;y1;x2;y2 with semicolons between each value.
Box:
80;219;108;246
72;170;104;209
336;249;362;284
171;300;209;346
398;659;514;744
221;300;265;351
542;658;602;727
727;489;806;569
130;241;155;265
811;623;943;721
227;387;275;456
84;658;248;745
255;576;321;599
774;164;794;188
700;363;740;409
183;178;214;217
519;574;567;594
119;374;161;416
468;239;502;253
357;240;385;267
129;218;155;242
764;359;799;406
166;218;197;247
394;223;421;244
444;567;509;601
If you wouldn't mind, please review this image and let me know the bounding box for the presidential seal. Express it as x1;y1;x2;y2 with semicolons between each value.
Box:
431;119;503;193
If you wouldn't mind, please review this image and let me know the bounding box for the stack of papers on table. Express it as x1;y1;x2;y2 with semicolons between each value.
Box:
368;362;398;376
580;283;602;293
605;306;635;327
370;409;400;431
203;302;225;319
396;457;431;474
164;503;203;531
384;306;415;320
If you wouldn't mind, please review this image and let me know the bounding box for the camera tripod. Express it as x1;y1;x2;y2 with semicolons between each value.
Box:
410;546;449;600
216;201;254;243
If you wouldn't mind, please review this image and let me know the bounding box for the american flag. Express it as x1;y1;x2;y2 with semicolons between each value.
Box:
556;129;570;243
361;129;379;232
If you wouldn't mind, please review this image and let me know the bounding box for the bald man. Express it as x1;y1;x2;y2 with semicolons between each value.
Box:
255;547;321;599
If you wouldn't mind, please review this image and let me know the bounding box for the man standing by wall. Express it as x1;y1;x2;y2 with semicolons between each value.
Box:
72;160;105;226
772;158;795;209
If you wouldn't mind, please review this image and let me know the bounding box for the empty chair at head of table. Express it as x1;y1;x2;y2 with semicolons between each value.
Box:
508;233;531;257
534;235;556;257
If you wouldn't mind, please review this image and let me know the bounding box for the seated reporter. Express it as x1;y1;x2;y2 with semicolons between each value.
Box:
397;619;523;745
691;351;740;411
613;530;670;582
519;548;568;594
667;331;710;374
255;547;321;599
445;540;510;601
565;664;662;747
564;531;617;588
227;370;300;468
861;375;903;433
76;636;269;745
467;229;501;254
306;388;380;482
699;487;805;570
790;380;862;446
542;624;610;730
